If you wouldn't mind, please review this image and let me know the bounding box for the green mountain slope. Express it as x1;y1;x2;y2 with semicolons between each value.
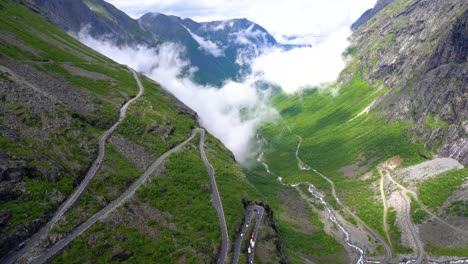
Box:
0;1;261;262
248;0;467;262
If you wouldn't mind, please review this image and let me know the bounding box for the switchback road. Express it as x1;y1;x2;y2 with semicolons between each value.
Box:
232;205;264;264
198;129;229;264
401;190;425;264
31;128;229;264
32;128;198;264
1;67;144;264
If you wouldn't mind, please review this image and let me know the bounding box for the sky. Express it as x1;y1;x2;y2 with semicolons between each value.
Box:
105;0;376;37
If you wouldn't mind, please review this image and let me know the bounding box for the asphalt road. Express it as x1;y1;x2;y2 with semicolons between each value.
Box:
383;168;468;235
247;205;264;264
11;125;229;264
32;129;198;264
401;190;425;264
232;209;253;264
293;133;392;264
0;67;144;264
198;129;229;264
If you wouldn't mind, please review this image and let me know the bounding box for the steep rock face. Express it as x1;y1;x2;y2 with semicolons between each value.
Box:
137;12;241;86
31;0;152;46
183;18;278;65
350;0;468;165
351;0;395;30
28;0;284;86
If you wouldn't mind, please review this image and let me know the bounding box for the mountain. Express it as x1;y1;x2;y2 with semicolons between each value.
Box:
2;0;467;263
29;0;289;86
251;0;467;263
0;1;262;262
351;0;394;31
32;0;154;46
349;0;468;166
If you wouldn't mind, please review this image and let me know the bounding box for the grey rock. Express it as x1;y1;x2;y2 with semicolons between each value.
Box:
0;211;11;227
0;168;24;182
351;0;468;165
351;0;395;30
0;181;24;202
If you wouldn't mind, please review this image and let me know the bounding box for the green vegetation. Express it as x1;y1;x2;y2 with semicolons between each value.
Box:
204;134;261;241
56;142;221;263
425;244;468;257
409;193;428;224
257;73;425;240
116;77;196;157
388;208;413;254
419;168;467;210
246;168;344;261
83;0;115;22
278;219;341;257
0;4;227;261
343;46;358;56
446;200;468;217
0;71;12;81
425;114;448;130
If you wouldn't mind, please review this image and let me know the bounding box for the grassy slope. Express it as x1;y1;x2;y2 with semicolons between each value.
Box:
418;168;468;211
246;169;345;263
258;72;424;239
1;1;260;260
55;134;262;262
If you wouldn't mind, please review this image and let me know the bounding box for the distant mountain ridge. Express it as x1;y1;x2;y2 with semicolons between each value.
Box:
351;0;394;31
28;0;299;86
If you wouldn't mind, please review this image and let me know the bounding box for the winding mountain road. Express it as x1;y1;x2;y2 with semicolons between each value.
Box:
28;127;230;264
0;67;144;264
401;190;425;264
232;205;264;264
32;129;199;264
382;168;467;235
248;206;264;264
379;171;392;249
198;129;229;264
232;209;254;264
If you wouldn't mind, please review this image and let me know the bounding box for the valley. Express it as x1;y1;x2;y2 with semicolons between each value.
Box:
1;0;467;263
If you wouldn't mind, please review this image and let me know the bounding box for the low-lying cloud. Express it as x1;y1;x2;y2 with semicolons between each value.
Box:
77;25;350;162
253;27;351;93
186;28;225;57
78;30;277;162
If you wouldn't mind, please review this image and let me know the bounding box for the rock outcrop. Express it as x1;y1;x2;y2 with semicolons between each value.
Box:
351;0;395;31
350;0;468;165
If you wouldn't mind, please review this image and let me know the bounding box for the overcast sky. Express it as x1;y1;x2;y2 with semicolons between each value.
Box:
105;0;376;36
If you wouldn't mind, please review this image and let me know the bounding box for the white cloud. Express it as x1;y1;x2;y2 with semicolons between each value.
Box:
251;27;351;93
106;0;376;38
77;30;278;162
185;28;225;57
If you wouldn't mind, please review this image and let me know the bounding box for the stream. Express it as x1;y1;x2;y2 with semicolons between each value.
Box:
303;183;365;264
255;133;366;264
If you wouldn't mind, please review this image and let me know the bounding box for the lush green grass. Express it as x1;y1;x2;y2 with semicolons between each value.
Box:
116;77;196;157
388;208;413;254
409;193;428;224
425;244;468;257
56;141;221;262
204;134;262;241
0;2;202;254
446;200;468;217
257;73;426;240
418;168;467;210
0;173;75;226
278;219;341;257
